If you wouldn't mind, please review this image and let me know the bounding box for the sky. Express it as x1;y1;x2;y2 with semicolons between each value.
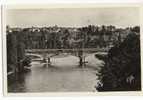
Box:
6;7;140;28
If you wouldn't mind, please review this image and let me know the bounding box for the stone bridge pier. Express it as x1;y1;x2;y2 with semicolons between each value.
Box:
77;50;88;68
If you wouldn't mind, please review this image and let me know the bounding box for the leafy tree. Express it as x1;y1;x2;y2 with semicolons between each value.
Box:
96;32;141;91
7;32;17;72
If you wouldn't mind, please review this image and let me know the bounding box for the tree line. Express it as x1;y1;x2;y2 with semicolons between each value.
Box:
7;25;140;50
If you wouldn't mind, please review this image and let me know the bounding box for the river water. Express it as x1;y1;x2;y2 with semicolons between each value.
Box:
8;53;104;92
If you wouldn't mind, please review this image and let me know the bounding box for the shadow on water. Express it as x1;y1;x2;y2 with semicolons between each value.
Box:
8;71;32;92
8;74;25;92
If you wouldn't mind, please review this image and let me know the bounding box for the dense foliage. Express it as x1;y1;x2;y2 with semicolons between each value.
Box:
7;31;31;73
96;32;141;91
7;25;134;49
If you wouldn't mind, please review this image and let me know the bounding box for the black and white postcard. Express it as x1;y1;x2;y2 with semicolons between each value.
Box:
2;4;143;96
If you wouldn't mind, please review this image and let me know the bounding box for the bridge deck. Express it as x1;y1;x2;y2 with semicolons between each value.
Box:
25;48;109;53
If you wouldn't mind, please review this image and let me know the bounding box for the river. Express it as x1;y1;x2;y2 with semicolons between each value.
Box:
8;53;104;92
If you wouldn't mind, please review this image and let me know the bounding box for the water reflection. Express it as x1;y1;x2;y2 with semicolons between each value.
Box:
8;54;104;92
8;72;29;92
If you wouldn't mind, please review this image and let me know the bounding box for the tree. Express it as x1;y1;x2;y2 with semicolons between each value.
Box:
7;32;17;72
96;32;141;91
131;26;140;33
7;30;28;73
